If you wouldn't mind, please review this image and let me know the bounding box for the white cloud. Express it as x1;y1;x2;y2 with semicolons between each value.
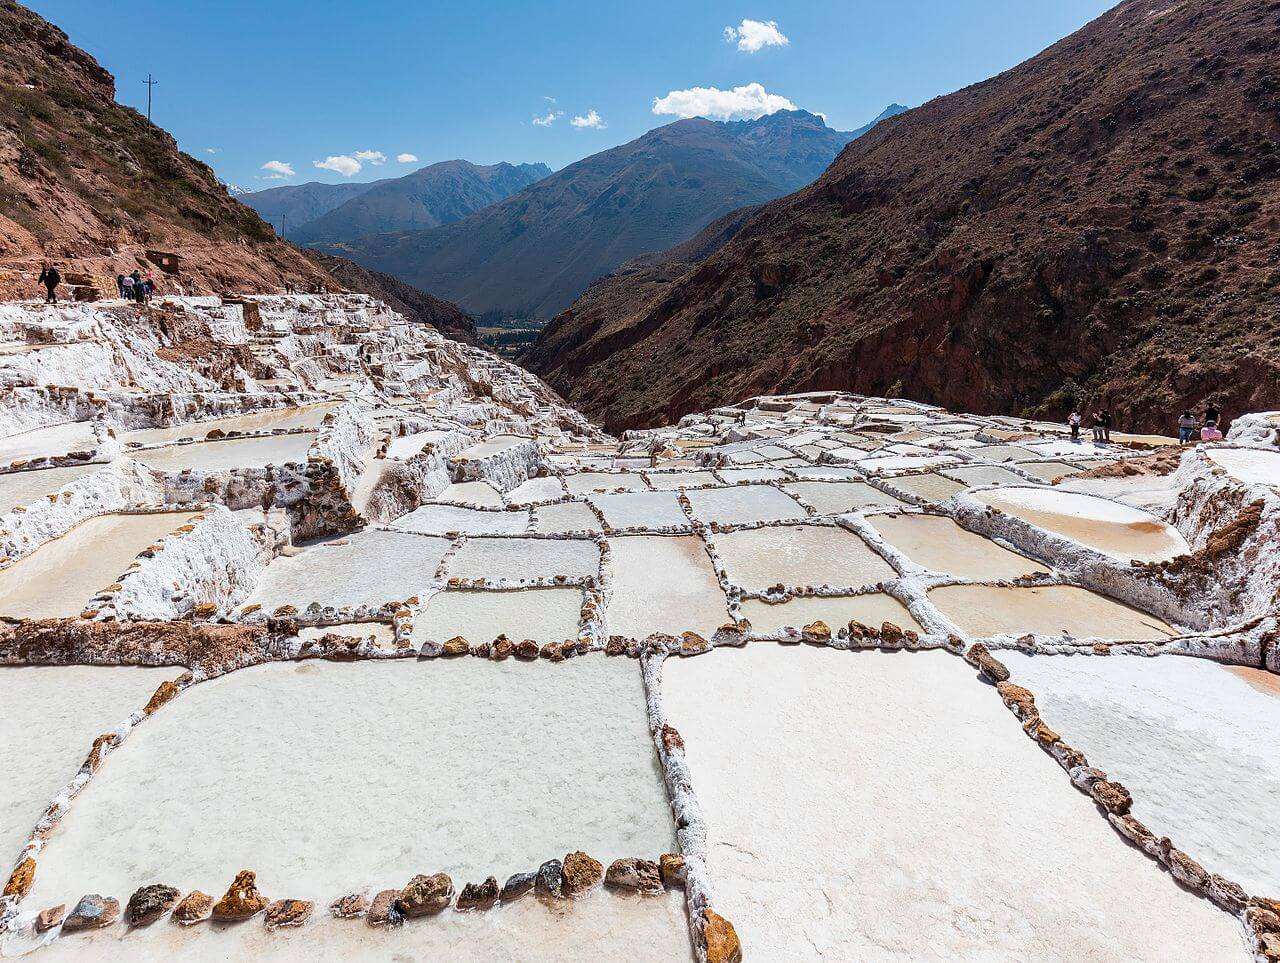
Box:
652;82;797;121
260;160;295;179
570;109;607;129
354;149;387;165
314;155;362;177
204;147;219;155
723;18;789;53
396;153;418;163
532;110;563;127
543;95;557;103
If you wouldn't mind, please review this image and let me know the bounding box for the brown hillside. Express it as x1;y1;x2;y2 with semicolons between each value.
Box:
0;1;329;296
526;0;1280;434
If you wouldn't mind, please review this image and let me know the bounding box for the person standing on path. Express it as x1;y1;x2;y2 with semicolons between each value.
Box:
1090;411;1104;442
1100;409;1113;442
1204;401;1220;427
1068;411;1082;441
37;264;60;304
1177;410;1196;445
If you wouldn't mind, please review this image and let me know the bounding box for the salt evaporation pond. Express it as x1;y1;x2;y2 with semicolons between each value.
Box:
1017;460;1087;482
135;432;317;471
0;665;180;872
661;646;1242;961
884;472;967;503
1001;652;1280;896
0;464;100;515
23;657;676;908
505;475;567;504
739;593;924;635
534;501;602;534
565;472;649;495
415;588;583;643
713;525;895;592
31;890;692;962
393;503;529;535
296;621;394;645
782;480;907;514
869;513;1048;580
588;490;688;530
448;536;600;581
608;535;728;636
929;585;1178;639
0;421;99;463
1206;447;1280;487
456;434;527;459
121;403;337;445
716;467;790;483
685;484;809;525
944;464;1036;488
246;530;451;610
439;480;505;507
0;511;196;618
644;469;719;490
973;486;1189;562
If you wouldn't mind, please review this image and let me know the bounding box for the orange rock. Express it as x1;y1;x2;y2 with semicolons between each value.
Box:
171;890;214;924
143;680;180;715
211;870;269;921
704;908;743;963
561;851;603;896
4;857;35;899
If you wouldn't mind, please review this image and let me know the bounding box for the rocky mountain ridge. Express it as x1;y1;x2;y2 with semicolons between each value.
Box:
321;108;900;320
525;0;1280;435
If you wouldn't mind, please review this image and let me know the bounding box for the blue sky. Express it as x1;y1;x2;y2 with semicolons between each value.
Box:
29;1;1118;189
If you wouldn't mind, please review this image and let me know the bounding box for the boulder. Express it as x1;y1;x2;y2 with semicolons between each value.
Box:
493;637;514;660
126;884;180;925
604;857;663;894
455;876;499;910
501;872;536;903
211;870;269;921
660;853;687;889
540;641;565;661
965;643;1010;682
330;893;369;918
4;856;35;899
561;851;603;896
704;908;743;963
605;635;627;656
516;639;540;660
265;898;313;929
680;631;711;655
801;620;831;644
535;859;563;898
395;873;454;916
366;889;401;927
62;894;121;932
171;890;214;925
443;636;470;656
419;638;444;658
1091;779;1133;815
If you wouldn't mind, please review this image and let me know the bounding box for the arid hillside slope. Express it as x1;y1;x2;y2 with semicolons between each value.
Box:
0;1;329;296
527;0;1280;434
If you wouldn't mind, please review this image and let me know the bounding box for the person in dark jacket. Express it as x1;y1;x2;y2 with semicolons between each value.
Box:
37;264;60;303
1100;409;1113;442
116;274;127;299
1204;402;1220;426
129;270;145;304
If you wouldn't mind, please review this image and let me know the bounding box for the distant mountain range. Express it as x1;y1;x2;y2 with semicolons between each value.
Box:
525;0;1280;434
318;107;906;320
240;160;550;243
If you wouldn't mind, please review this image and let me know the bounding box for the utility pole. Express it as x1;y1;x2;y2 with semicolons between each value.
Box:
143;73;159;121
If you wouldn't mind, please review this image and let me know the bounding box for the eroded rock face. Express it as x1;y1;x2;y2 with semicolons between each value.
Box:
126;884;180;925
605;857;663;894
265;898;314;929
171;890;214;925
211;870;268;921
62;894;121;932
395;873;454;916
704;908;743;963
561;851;603;896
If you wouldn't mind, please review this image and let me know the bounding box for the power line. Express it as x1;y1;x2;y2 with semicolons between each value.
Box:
143;73;159;121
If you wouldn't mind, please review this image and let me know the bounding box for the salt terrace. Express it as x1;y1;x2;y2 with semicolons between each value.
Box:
0;294;1278;962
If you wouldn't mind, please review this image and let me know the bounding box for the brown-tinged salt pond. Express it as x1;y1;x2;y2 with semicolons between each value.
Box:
0;421;99;463
929;584;1178;639
607;535;728;636
121;403;337;445
134;432;317;472
0;464;101;515
868;513;1049;581
972;486;1188;562
713;524;895;592
0;511;197;618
